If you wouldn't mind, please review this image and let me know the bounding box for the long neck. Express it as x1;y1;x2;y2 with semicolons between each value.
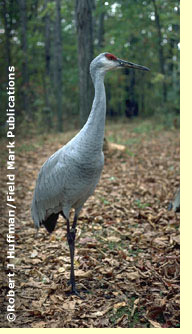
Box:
82;71;106;152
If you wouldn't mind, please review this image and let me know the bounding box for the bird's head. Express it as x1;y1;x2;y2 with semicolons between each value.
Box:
90;52;150;78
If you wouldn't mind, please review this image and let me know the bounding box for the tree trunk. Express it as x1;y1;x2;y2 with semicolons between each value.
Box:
44;0;51;80
169;36;175;71
75;0;94;127
43;0;52;129
2;0;12;71
54;0;63;132
152;0;167;102
98;11;105;48
18;0;30;116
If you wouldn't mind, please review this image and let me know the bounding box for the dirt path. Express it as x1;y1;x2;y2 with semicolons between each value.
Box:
0;122;180;328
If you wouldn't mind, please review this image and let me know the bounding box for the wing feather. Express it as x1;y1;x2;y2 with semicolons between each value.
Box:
31;145;104;228
31;148;67;226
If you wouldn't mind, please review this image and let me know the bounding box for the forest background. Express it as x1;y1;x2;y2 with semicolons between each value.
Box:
0;0;180;134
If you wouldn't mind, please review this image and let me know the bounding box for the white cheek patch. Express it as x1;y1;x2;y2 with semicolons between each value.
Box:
102;57;117;70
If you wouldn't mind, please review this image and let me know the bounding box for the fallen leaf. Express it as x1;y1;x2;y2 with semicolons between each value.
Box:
131;298;139;317
75;270;92;278
90;306;112;317
149;320;162;328
79;237;97;244
113;302;126;310
106;236;121;242
62;301;76;310
0;123;179;328
30;249;38;258
32;321;47;328
126;271;139;281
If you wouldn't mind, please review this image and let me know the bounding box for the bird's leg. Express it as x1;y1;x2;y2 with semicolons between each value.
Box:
72;213;78;231
66;216;79;296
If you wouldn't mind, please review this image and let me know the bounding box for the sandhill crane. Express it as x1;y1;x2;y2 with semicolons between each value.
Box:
168;187;180;212
31;52;149;296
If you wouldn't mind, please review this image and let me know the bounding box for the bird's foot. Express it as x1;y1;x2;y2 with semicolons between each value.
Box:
66;278;84;298
72;288;84;299
66;287;84;299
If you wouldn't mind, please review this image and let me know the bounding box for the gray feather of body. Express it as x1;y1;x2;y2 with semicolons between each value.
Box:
31;54;107;228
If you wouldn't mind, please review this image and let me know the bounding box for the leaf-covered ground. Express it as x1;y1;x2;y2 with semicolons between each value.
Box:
0;120;180;328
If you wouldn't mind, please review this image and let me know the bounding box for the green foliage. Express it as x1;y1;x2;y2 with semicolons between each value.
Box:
134;199;150;209
109;297;147;327
0;0;179;135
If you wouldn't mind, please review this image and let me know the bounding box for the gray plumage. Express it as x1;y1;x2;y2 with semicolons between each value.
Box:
32;53;107;228
31;52;149;295
168;187;180;212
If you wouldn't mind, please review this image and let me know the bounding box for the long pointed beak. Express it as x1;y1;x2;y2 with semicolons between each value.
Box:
117;58;150;71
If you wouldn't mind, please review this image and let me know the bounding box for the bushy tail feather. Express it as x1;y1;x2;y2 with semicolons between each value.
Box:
41;212;59;233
